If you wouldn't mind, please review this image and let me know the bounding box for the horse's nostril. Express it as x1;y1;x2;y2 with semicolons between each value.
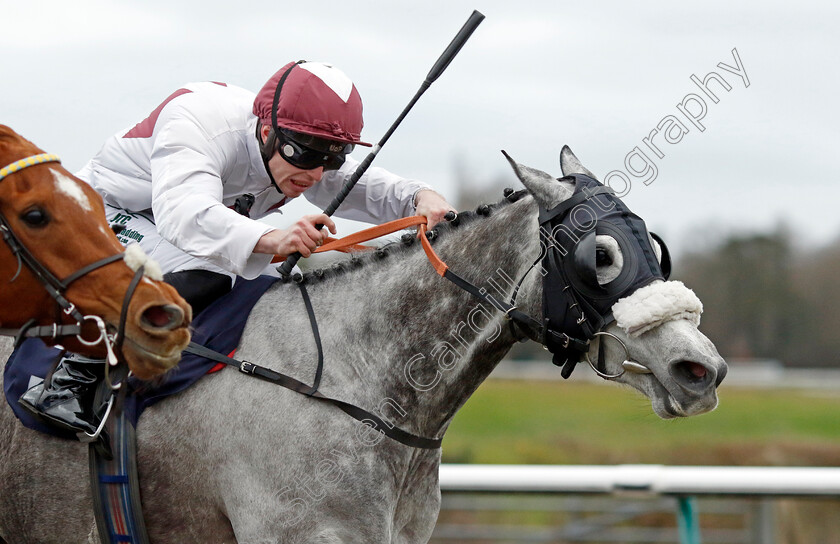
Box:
715;363;728;386
686;362;706;379
141;304;183;331
671;360;714;390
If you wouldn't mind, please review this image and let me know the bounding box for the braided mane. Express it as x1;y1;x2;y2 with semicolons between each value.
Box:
279;189;529;285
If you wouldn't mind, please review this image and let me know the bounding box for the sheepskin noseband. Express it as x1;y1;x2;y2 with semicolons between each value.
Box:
612;280;702;337
124;243;164;281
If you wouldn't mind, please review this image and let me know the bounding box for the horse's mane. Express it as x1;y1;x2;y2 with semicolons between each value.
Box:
278;188;531;285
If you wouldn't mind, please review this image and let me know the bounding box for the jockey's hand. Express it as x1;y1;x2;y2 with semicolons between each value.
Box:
414;190;457;230
255;214;337;259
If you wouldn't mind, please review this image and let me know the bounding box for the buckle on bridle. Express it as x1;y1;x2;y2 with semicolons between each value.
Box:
239;361;256;374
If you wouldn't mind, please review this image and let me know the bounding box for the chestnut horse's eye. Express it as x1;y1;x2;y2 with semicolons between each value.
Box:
20;207;50;228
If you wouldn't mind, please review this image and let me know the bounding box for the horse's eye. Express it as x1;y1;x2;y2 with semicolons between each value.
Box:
596;247;613;267
21;208;49;228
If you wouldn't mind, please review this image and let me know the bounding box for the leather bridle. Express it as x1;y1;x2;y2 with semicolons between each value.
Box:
297;205;655;382
0;153;144;373
186;200;657;451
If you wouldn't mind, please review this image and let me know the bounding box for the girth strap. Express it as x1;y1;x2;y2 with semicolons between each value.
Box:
183;341;443;449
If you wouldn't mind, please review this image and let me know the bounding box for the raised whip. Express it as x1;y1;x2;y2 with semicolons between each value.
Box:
277;9;485;277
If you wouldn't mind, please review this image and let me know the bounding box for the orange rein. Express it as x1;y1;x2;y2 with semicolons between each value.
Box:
272;216;449;277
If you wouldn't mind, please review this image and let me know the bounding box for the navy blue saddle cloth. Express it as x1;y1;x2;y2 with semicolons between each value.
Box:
4;275;279;438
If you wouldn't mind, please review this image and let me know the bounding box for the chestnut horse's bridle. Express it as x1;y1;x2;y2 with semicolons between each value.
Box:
0;153;143;374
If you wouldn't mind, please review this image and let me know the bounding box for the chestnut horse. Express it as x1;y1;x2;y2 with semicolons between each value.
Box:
0;125;190;379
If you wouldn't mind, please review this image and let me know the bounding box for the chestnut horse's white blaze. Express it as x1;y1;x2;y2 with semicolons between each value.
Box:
51;168;92;212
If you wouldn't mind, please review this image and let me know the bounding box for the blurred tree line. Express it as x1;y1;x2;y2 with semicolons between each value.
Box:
676;229;840;367
451;164;840;368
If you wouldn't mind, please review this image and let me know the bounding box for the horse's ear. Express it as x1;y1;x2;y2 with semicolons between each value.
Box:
501;150;574;209
560;145;597;179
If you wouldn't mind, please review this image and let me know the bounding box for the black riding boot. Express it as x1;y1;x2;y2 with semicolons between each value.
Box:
163;269;233;316
19;354;106;436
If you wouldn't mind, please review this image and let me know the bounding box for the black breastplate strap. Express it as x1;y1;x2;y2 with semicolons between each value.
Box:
183;282;442;450
184;341;442;449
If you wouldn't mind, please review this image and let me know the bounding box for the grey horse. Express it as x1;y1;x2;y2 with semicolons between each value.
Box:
0;148;726;543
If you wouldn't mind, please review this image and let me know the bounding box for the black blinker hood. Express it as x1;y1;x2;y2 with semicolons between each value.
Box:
539;173;670;377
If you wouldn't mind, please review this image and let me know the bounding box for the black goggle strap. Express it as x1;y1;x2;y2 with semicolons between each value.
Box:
263;60;348;176
256;125;280;193
259;61;305;193
269;60;306;154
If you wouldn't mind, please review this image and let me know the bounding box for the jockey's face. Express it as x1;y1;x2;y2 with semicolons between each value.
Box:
266;150;325;199
260;124;325;199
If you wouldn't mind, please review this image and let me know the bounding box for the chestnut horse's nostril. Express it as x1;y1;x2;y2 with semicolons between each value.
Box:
141;304;184;331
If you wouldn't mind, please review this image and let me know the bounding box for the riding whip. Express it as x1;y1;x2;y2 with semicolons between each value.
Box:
277;9;485;277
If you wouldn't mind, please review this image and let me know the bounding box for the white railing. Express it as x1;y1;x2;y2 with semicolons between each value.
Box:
436;465;840;544
439;464;840;497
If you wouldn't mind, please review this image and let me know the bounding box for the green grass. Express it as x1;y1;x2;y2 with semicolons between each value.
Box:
441;380;840;466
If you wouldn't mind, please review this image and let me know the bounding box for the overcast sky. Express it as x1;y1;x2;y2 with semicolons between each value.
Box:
4;1;838;256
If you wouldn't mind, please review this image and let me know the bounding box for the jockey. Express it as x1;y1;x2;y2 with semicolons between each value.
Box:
20;61;456;437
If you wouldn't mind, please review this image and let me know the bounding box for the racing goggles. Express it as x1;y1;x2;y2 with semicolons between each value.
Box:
276;128;353;171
